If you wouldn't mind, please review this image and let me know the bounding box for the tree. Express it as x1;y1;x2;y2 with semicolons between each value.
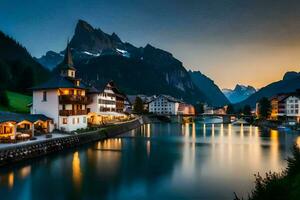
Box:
195;102;204;114
226;104;235;114
0;88;9;107
258;97;271;119
243;105;252;115
16;66;34;94
133;97;144;114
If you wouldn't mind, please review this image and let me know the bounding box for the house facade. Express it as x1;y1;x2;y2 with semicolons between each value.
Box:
148;95;181;115
31;43;89;132
267;92;300;123
285;95;300;122
87;81;116;114
87;81;129;125
0;111;53;142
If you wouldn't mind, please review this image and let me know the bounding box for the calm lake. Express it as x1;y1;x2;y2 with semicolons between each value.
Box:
1;122;300;200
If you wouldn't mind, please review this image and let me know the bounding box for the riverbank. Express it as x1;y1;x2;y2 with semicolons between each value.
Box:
237;144;300;200
0;117;145;167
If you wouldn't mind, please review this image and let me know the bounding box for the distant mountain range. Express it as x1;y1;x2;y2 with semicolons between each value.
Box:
189;71;229;106
237;71;300;108
222;84;256;104
0;31;50;94
36;19;228;106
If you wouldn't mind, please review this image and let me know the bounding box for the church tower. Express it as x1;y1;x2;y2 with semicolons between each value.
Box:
61;42;76;79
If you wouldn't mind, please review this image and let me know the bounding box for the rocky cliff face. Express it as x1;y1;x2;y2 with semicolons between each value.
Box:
222;84;256;104
37;19;219;104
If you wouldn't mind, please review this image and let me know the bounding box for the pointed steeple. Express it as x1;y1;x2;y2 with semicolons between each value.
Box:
61;40;76;78
62;40;75;70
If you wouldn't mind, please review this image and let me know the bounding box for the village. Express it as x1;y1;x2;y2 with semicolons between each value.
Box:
0;43;195;144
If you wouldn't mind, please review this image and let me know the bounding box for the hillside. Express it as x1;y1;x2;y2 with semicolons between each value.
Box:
189;70;229;106
0;30;50;94
237;71;300;108
0;91;32;113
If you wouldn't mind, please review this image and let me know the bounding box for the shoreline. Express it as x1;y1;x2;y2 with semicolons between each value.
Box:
0;117;145;167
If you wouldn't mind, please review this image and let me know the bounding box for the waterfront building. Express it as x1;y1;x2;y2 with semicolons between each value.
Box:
284;95;300;123
87;81;128;125
203;104;214;114
127;94;156;112
148;95;183;115
31;43;89;132
269;94;287;120
177;103;196;115
0;111;52;142
213;106;227;115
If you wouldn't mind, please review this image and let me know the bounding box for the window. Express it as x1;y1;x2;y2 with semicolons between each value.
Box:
42;91;47;101
77;118;80;124
83;117;86;123
72;118;75;124
63;118;68;124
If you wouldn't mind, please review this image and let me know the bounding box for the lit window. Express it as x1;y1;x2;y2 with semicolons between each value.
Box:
63;118;68;124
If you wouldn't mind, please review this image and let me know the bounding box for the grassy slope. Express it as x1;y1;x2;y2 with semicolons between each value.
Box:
0;91;32;113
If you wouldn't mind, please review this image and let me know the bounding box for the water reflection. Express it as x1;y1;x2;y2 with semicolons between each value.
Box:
72;152;82;189
0;123;299;200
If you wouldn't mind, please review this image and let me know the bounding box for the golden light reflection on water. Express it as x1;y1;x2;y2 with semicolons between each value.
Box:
8;172;14;189
297;137;300;148
270;129;279;170
72;152;82;189
181;123;196;178
19;166;31;179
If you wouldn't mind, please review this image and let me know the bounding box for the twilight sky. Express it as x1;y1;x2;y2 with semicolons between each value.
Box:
1;0;300;89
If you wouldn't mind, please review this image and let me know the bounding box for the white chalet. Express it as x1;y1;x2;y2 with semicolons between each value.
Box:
87;81;128;124
87;81;116;113
285;95;300;122
148;95;182;115
31;43;89;132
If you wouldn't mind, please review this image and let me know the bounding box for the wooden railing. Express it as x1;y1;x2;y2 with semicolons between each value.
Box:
59;110;88;116
59;95;92;104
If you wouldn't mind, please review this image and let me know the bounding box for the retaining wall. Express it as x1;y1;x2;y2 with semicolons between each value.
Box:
0;117;144;167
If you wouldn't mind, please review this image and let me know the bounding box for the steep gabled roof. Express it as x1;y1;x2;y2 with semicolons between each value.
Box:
30;75;88;91
147;94;184;104
61;42;76;70
0;111;52;123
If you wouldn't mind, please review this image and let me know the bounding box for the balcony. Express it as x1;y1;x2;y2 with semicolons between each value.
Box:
59;110;88;116
59;95;92;104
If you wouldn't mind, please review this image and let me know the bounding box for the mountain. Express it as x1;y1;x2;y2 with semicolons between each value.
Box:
282;71;300;80
222;84;256;104
0;31;50;94
189;71;229;106
44;19;212;104
237;71;300;108
34;51;64;70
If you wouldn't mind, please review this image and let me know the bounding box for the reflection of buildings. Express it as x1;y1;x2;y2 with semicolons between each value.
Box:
0;172;14;189
72;152;82;189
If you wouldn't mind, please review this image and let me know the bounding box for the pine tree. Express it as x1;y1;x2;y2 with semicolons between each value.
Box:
258;97;271;119
0;88;9;107
133;97;144;114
